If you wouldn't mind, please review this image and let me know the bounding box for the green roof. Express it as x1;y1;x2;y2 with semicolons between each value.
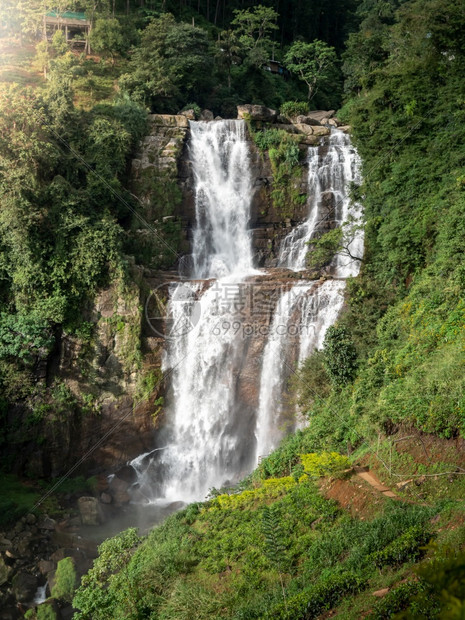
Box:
45;11;88;21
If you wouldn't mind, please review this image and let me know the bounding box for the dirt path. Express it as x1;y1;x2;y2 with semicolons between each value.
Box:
353;466;399;499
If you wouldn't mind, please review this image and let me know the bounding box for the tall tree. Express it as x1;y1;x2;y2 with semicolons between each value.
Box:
231;4;278;67
119;13;212;111
284;40;338;101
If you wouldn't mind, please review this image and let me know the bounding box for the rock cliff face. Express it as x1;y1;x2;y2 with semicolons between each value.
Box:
7;108;343;481
5;274;163;480
166;106;341;268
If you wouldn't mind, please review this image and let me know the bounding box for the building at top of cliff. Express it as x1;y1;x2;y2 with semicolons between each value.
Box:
43;10;91;52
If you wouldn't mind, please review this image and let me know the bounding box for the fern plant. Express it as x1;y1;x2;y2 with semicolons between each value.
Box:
262;504;287;608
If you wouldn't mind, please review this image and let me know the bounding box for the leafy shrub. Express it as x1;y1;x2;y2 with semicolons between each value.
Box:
300;451;350;477
267;572;365;619
254;429;319;480
52;557;78;602
280;101;309;118
415;550;465;617
73;528;141;619
37;601;60;620
182;102;201;118
370;525;432;568
306;228;343;272
323;325;358;387
252;128;289;151
367;580;436;619
250;126;305;216
0;313;54;362
213;476;296;510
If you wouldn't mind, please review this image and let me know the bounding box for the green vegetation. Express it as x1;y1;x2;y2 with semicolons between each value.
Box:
72;449;460;618
52;557;78;602
279;101;309;119
250;127;305;217
0;474;40;527
284;40;339;101
294;0;465;445
2;0;465;617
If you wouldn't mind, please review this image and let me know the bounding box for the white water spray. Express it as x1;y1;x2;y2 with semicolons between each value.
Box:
279;129;363;276
190;120;255;279
255;279;346;461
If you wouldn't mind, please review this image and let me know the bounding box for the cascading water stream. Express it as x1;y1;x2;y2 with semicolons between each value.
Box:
131;123;363;503
190;120;255;279
255;129;364;461
278;129;363;276
134;120;258;503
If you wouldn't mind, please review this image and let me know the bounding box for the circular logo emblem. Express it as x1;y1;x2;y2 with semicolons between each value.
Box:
145;282;202;340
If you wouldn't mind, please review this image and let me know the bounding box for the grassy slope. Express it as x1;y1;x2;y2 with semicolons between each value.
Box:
71;441;465;619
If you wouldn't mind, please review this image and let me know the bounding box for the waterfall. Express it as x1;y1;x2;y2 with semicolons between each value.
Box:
130;122;363;504
278;129;363;276
255;128;364;460
139;121;258;502
190;120;255;279
255;279;346;460
255;283;312;461
157;279;256;502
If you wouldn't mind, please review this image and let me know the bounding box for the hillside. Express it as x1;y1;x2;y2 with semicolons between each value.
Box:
0;0;465;618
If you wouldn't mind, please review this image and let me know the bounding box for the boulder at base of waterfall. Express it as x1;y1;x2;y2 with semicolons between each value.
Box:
38;559;55;576
12;571;38;603
0;555;13;586
100;491;112;504
114;464;137;483
237;104;277;122
109;477;131;505
77;496;102;526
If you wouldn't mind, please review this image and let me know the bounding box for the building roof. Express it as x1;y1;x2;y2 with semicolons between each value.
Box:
45;10;88;21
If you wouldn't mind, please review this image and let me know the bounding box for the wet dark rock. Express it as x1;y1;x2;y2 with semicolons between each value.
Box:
12;571;38;603
165;501;185;513
0;537;12;547
109;477;131;505
38;559;55;576
77;497;102;526
16;532;33;556
114;465;137;484
61;604;78;620
39;517;56;531
0;555;13;586
50;548;82;564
